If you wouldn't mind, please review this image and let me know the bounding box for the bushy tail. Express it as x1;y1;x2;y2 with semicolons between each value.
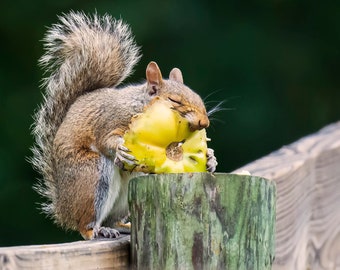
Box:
31;11;141;214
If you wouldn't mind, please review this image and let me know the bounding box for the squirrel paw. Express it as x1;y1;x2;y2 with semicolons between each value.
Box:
206;148;217;173
93;226;120;239
114;138;137;169
114;213;131;234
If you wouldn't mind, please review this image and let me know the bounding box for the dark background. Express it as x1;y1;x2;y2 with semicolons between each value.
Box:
1;0;339;246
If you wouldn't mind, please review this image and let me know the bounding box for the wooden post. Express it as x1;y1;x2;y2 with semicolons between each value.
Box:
129;173;276;269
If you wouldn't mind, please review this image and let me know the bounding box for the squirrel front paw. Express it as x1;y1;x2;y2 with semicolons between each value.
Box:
114;138;137;170
206;148;217;173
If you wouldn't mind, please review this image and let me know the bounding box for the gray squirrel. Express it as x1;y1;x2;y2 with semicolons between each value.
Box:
31;11;217;239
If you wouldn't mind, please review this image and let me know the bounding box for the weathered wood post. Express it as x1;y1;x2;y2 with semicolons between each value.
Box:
129;173;276;269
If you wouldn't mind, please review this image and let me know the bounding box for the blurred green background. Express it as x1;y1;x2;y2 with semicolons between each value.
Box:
0;0;339;246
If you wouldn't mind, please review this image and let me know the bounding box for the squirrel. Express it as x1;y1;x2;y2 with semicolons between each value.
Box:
31;11;218;240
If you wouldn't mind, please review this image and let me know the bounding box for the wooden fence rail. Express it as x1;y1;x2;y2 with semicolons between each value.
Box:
234;121;340;269
0;121;339;269
0;236;130;269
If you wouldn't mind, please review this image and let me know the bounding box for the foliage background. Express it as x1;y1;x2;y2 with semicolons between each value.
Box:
0;0;339;245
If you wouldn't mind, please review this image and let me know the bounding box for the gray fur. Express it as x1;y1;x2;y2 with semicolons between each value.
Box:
94;155;120;226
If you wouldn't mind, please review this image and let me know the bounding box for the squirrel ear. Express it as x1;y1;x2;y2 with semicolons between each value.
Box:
146;61;163;95
169;68;183;84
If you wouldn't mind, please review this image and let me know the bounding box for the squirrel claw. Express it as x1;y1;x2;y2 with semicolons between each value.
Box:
206;148;217;173
118;144;130;153
114;138;138;169
116;150;136;163
93;226;120;239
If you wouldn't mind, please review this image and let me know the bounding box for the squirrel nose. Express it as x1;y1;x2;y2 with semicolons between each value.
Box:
190;116;209;131
199;117;210;129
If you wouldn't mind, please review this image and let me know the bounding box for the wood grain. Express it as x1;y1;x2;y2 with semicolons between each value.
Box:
129;173;276;270
0;235;130;270
235;121;340;269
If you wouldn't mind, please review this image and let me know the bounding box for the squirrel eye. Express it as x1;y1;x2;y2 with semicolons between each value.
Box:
168;97;182;105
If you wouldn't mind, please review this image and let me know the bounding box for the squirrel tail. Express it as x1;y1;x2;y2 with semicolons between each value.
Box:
31;11;141;215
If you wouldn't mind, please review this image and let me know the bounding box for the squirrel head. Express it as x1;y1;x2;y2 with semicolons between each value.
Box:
145;61;209;131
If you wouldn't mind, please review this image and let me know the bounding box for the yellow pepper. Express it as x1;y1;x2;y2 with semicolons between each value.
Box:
123;97;207;173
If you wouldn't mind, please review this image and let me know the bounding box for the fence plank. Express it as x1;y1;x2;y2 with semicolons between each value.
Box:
235;121;340;269
0;235;130;270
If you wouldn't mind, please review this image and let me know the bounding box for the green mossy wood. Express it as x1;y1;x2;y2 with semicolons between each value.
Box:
128;173;276;269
